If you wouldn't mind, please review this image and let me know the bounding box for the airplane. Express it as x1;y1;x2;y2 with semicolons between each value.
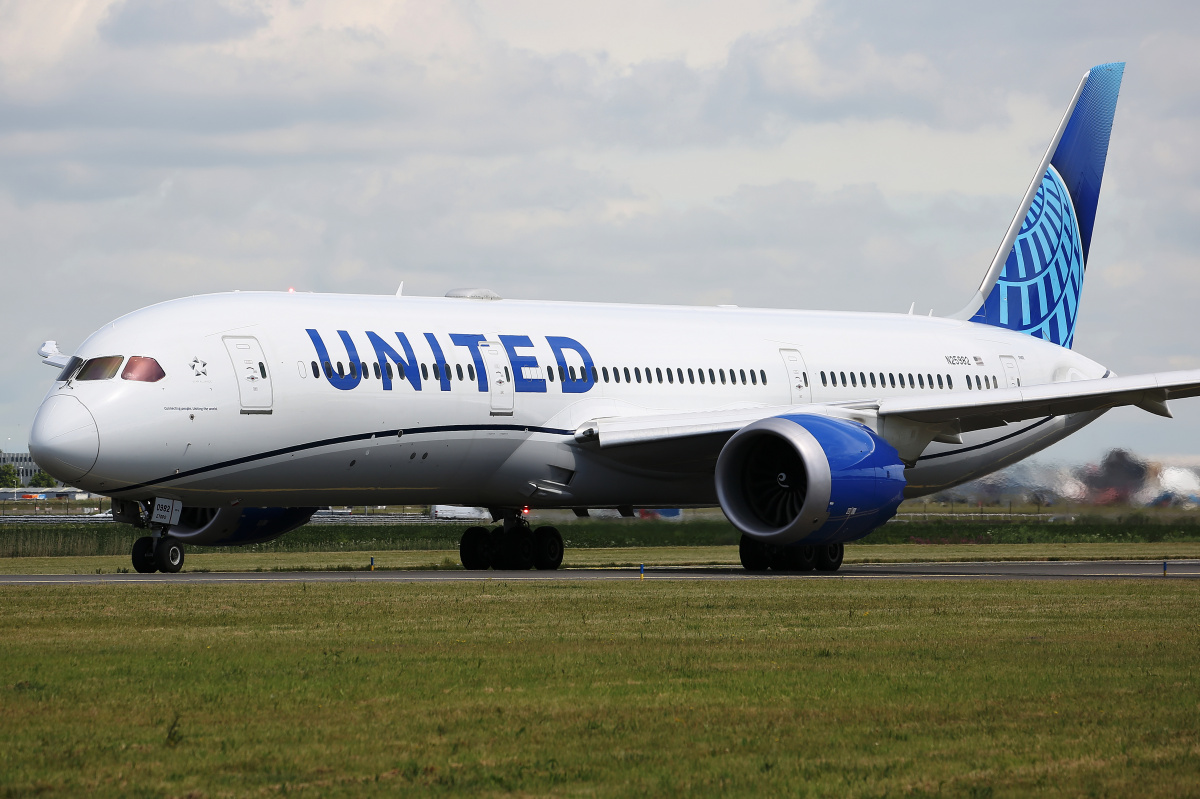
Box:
26;62;1200;575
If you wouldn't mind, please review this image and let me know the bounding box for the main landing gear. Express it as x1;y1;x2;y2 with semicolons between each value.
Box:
738;535;843;573
459;515;564;571
132;534;185;574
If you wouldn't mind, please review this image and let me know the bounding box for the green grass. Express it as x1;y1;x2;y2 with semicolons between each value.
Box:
5;542;1200;576
1;580;1199;796
7;517;1200;559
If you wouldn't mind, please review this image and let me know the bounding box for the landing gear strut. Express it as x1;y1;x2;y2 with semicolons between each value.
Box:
738;535;840;573
459;514;563;571
131;533;185;574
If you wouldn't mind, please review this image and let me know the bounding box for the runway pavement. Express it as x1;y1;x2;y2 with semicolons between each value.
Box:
2;560;1199;585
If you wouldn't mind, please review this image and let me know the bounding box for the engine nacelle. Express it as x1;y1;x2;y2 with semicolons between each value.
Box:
166;506;318;546
715;414;906;545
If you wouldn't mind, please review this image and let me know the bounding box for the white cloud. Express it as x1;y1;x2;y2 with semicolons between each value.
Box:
1;0;1199;465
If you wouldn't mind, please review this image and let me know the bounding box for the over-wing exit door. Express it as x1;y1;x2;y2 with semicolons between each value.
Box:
223;336;273;413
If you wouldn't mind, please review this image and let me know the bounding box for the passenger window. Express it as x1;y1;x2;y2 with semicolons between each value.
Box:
937;374;943;389
592;367;598;382
547;366;555;383
337;362;345;377
504;367;511;381
719;369;727;385
750;370;757;386
927;374;933;389
390;363;398;380
469;364;476;381
677;368;684;384
688;368;695;384
568;366;576;382
699;369;706;384
656;367;663;383
947;375;953;390
739;369;746;384
372;363;381;379
456;364;464;381
908;373;915;388
898;373;905;388
420;364;428;380
762;370;768;386
967;376;973;390
121;356;166;383
889;373;895;388
602;367;610;383
667;368;674;384
260;362;269;379
993;375;998;388
624;367;632;383
837;371;844;386
918;374;925;388
851;372;857;387
558;366;566;382
975;375;981;390
635;368;642;383
76;356;124;381
870;373;876;388
859;372;865;387
323;361;332;378
821;371;827;386
311;361;320;379
708;369;716;384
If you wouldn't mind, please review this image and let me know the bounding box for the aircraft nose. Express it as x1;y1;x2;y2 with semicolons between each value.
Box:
29;395;99;483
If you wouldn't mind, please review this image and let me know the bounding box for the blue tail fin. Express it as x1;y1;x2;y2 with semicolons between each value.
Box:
955;63;1124;348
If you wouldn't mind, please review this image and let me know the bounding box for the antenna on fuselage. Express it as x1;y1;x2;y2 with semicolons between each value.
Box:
396;281;404;297
907;302;915;315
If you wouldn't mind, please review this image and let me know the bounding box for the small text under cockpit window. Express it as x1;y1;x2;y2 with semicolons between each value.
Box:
76;356;123;381
122;356;166;383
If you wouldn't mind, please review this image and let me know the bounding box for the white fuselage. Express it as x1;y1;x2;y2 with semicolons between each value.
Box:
32;291;1109;508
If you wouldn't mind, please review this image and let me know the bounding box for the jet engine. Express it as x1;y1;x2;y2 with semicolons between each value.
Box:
715;414;906;545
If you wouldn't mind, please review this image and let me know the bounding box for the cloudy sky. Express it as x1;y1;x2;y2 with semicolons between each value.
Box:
2;0;1198;463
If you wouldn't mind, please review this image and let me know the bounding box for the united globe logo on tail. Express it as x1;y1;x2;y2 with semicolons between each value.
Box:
977;165;1085;347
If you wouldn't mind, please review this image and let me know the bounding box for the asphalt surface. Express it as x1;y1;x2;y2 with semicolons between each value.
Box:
2;560;1198;585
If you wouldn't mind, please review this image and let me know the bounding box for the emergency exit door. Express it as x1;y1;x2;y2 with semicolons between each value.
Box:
1000;355;1022;388
223;336;273;413
779;348;810;404
479;342;514;415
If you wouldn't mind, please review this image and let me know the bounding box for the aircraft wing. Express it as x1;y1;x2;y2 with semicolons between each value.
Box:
574;369;1200;463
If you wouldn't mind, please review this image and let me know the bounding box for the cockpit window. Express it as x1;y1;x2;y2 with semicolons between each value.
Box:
121;356;166;383
75;356;124;381
57;356;83;382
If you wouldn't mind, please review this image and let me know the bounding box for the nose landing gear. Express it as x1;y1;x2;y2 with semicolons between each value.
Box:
131;534;185;574
459;513;563;571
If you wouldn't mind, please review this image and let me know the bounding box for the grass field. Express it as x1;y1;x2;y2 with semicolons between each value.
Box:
2;579;1199;796
5;542;1200;576
5;517;1200;560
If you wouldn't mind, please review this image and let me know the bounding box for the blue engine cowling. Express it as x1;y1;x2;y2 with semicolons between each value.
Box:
715;414;906;545
166;506;319;546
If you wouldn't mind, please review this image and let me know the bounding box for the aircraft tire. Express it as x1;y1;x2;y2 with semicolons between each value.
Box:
132;536;156;574
738;535;770;572
814;543;844;572
488;527;510;570
772;544;815;572
155;537;185;574
506;527;536;571
459;526;491;570
532;526;564;570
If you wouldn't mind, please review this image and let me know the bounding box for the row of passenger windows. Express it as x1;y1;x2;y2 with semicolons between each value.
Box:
311;360;490;382
597;366;767;386
820;370;1001;391
310;360;769;388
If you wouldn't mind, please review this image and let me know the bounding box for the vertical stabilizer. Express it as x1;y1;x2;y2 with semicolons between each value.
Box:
952;63;1124;349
